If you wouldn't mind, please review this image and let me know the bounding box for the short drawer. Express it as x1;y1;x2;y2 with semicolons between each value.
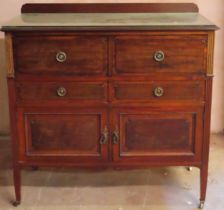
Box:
16;81;107;101
112;81;205;102
114;35;207;75
13;35;107;75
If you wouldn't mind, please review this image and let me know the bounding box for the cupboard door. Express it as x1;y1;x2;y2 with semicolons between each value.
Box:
111;108;203;164
18;108;108;163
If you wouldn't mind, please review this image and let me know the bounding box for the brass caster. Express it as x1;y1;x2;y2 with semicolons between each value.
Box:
187;167;193;171
12;200;21;207
199;201;205;209
31;166;39;171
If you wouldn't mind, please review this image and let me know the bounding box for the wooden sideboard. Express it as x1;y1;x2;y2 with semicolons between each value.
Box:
1;3;218;208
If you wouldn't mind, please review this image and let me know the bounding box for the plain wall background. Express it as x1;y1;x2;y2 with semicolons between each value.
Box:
0;0;223;135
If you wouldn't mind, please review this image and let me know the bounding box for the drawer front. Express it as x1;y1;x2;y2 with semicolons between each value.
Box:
112;107;203;163
16;81;107;101
112;81;205;102
14;35;107;75
114;35;207;75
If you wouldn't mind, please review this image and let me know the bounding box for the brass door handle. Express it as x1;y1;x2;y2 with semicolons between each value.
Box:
112;126;119;144
57;87;67;97
56;51;67;63
154;50;165;62
100;126;108;144
154;86;164;97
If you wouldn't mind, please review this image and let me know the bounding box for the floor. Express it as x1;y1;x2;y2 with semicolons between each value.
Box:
0;134;224;210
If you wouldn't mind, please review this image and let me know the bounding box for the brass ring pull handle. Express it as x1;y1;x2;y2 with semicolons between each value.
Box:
100;126;109;144
56;51;67;63
112;126;119;144
154;50;165;62
57;87;67;97
154;86;164;97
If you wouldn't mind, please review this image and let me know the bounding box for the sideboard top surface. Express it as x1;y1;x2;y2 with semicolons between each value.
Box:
1;12;218;32
1;3;218;32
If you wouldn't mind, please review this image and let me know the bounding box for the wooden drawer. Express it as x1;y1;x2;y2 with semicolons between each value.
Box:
13;35;108;75
114;35;207;75
112;80;205;102
16;81;107;101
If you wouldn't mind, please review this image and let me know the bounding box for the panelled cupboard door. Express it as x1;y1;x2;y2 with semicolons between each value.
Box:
17;108;109;164
111;108;203;165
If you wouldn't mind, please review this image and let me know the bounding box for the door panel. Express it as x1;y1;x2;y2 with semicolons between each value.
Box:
112;107;203;163
17;108;108;163
28;114;100;153
124;116;192;152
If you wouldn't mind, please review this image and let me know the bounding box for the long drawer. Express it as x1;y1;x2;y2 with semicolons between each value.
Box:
16;81;107;102
113;35;207;75
111;80;205;102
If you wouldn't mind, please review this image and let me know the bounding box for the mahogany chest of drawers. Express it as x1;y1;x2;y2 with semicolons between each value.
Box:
1;3;218;208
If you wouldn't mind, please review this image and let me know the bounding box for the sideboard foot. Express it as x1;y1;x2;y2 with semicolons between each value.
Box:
12;200;21;207
186;167;193;171
200;165;208;208
198;200;205;209
13;166;21;207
